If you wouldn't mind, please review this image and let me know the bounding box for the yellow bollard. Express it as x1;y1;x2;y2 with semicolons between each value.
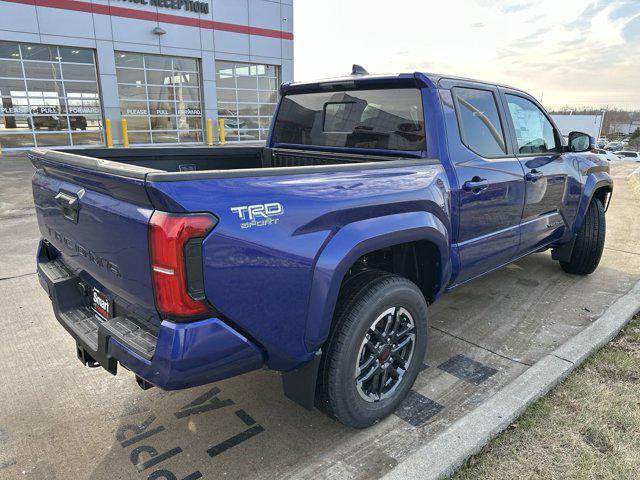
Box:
218;118;226;145
121;118;129;148
206;118;213;146
105;118;113;148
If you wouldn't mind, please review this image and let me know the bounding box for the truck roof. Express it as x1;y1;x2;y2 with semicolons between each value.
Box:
280;72;527;96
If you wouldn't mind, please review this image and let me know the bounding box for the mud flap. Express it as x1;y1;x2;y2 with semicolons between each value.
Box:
552;237;576;263
281;350;322;410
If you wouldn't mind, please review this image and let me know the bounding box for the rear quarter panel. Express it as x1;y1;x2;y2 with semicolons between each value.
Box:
147;163;451;370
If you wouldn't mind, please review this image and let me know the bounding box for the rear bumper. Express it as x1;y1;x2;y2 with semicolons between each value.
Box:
109;318;265;390
37;241;264;390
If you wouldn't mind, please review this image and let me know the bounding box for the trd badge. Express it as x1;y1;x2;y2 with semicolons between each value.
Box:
230;202;284;229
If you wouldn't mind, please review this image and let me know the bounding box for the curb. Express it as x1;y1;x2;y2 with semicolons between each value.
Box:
382;278;640;480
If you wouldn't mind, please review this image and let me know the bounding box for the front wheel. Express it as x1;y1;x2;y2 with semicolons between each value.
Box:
317;271;428;428
560;198;606;275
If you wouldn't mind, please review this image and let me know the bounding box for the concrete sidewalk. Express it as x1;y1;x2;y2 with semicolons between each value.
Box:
383;278;640;480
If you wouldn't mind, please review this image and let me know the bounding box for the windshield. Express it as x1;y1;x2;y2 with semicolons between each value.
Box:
271;88;425;152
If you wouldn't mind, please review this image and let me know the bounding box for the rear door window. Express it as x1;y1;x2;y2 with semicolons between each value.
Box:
272;88;425;152
452;87;507;157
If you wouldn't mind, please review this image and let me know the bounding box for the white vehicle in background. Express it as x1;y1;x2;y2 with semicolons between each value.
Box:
605;141;624;151
614;151;640;161
592;148;621;161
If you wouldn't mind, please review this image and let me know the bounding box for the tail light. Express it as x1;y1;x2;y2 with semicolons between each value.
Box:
149;211;217;319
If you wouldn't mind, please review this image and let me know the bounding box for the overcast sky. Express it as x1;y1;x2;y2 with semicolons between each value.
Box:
293;0;640;110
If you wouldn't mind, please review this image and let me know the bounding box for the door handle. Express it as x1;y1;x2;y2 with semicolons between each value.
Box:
525;170;543;182
55;191;80;223
462;177;488;193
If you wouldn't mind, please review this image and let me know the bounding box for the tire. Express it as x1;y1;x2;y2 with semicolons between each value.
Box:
560;198;606;275
317;270;428;428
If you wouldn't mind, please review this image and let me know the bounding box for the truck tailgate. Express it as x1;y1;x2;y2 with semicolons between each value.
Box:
30;149;265;388
30;150;158;324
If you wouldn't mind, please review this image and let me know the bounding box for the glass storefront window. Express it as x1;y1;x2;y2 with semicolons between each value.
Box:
21;44;58;62
118;84;147;100
0;115;31;132
128;131;151;144
72;131;103;145
144;55;173;71
62;64;97;82
151;131;179;143
0;42;20;59
115;52;143;68
0;41;103;149
35;132;72;146
0;77;27;93
174;72;199;87
178;130;203;143
0;59;25;78
150;116;177;130
172;58;198;72
215;61;279;142
120;100;149;116
0;134;34;148
116;52;204;145
23;61;62;80
59;47;95;64
123;116;150;130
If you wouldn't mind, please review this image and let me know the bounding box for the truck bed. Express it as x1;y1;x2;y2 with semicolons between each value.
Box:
35;146;416;181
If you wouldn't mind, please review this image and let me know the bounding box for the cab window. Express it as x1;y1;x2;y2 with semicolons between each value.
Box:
506;95;558;154
272;88;425;152
452;87;506;157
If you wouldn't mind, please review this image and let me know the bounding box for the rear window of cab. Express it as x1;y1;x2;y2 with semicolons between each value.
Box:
271;88;425;152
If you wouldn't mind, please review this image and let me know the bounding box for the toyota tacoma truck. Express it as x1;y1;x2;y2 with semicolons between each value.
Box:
30;71;612;428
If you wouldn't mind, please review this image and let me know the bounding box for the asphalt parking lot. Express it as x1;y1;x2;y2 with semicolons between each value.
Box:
1;153;639;480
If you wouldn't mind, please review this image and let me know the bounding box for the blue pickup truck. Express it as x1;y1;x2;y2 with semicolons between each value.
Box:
31;71;612;428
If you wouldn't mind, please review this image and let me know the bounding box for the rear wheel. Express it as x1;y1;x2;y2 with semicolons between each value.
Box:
317;270;428;428
560;198;605;275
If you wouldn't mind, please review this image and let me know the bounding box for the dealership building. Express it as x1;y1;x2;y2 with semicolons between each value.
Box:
0;0;293;149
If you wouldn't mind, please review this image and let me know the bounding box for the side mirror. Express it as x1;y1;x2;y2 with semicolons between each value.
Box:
568;131;594;153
